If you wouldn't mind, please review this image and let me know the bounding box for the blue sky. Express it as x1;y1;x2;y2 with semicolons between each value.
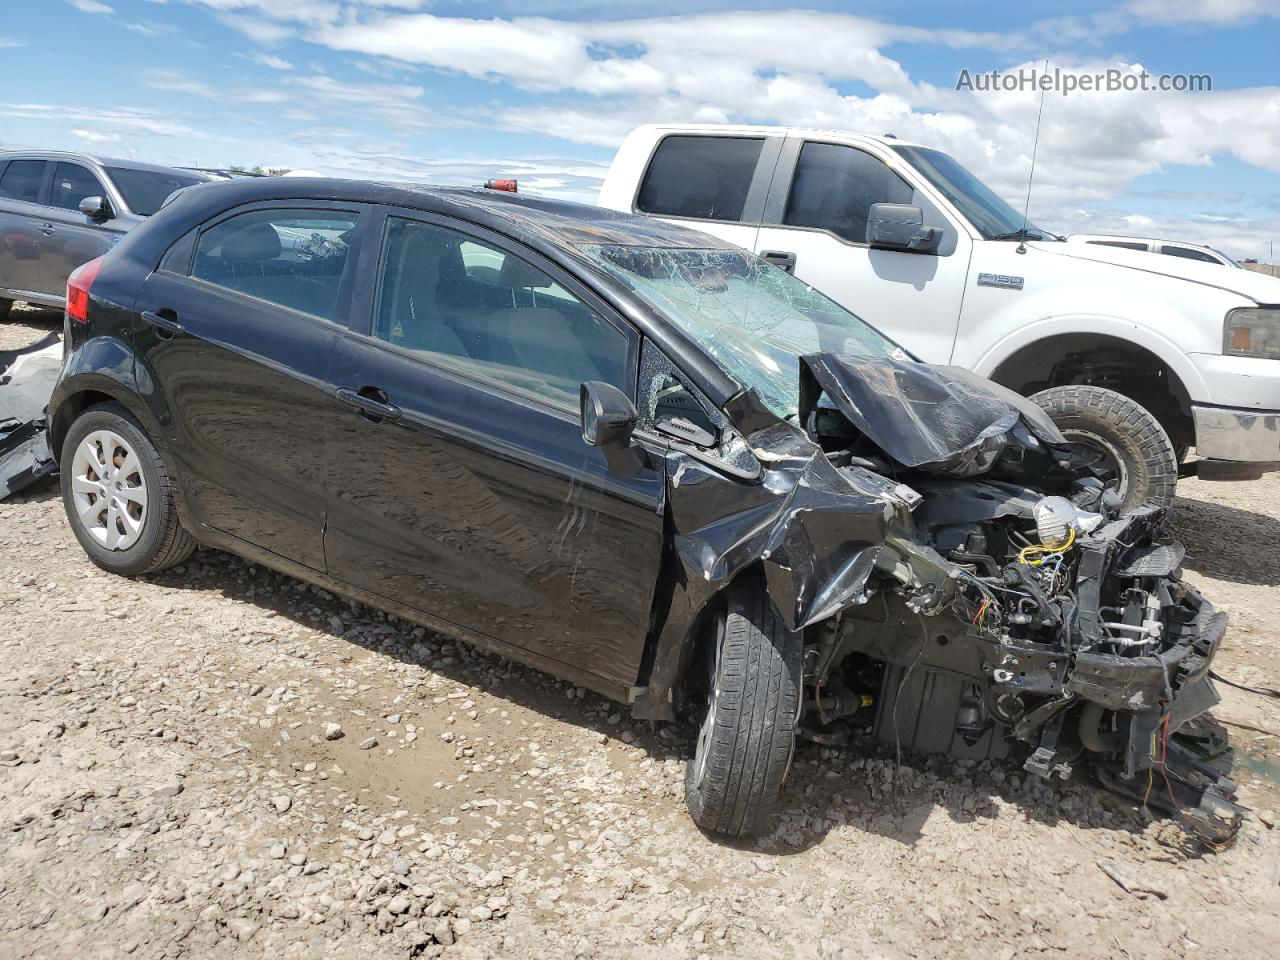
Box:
2;1;1278;258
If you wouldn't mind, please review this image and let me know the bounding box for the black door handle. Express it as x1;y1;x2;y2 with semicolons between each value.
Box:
759;250;796;273
336;386;402;423
141;309;184;338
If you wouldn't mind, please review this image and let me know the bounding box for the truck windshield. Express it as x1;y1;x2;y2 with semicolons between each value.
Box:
892;145;1057;242
579;245;903;418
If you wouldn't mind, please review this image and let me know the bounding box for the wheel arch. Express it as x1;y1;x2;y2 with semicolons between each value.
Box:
985;331;1197;451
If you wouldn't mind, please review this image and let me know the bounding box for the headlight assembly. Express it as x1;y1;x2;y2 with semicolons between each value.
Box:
1224;306;1280;360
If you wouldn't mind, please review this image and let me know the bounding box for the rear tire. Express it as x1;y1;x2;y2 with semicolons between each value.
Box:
685;584;802;838
1031;385;1177;511
60;402;196;576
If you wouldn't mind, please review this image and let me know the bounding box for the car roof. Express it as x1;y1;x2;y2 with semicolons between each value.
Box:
176;176;739;250
0;150;211;178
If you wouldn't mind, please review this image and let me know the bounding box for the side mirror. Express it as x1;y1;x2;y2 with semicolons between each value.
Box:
866;203;940;254
79;195;112;221
580;381;644;477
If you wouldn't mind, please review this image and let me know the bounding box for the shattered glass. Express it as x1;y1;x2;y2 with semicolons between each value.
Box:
580;245;906;418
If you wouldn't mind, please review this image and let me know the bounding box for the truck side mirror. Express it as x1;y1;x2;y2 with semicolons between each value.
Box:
866;203;940;254
580;380;645;477
78;195;112;221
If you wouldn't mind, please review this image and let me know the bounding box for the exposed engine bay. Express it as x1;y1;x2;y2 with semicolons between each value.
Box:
794;354;1239;842
654;351;1242;844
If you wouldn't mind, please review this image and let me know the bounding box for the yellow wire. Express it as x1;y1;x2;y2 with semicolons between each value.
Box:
1018;526;1076;565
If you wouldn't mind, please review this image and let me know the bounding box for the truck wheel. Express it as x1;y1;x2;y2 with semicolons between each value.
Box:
1031;385;1177;511
60;402;196;576
685;585;802;838
0;298;12;322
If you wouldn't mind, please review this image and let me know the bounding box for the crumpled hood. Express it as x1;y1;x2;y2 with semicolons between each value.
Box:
1033;240;1280;304
798;353;1072;478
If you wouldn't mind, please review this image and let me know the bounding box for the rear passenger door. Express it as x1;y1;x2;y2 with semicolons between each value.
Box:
323;210;666;696
632;133;781;255
0;159;51;299
133;201;368;569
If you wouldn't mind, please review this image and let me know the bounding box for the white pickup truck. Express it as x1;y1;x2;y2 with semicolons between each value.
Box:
599;124;1280;506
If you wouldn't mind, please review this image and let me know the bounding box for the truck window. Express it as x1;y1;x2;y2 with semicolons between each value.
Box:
1160;245;1220;264
0;160;47;204
635;136;763;222
1088;240;1148;251
784;142;913;244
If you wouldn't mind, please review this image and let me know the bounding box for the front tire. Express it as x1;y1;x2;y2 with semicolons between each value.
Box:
1031;385;1177;511
685;585;802;838
60;403;196;576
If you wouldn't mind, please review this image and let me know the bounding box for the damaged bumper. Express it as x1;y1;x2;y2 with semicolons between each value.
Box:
0;333;62;499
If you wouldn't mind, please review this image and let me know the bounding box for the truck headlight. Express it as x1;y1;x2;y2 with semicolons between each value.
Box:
1224;307;1280;360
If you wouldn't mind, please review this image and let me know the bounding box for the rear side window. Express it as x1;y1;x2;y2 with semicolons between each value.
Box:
192;208;358;320
372;217;633;408
1161;245;1219;263
0;160;46;203
1088;240;1148;251
635;136;763;222
784;142;913;244
51;162;105;212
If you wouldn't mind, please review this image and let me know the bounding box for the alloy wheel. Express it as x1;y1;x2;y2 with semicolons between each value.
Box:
70;429;148;550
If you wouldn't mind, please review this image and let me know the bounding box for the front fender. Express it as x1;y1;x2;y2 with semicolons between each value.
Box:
966;313;1212;403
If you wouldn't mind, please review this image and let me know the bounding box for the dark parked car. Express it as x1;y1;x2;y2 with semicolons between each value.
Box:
0;151;208;319
49;178;1239;840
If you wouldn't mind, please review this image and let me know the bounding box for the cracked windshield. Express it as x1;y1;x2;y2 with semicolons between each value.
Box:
581;245;902;417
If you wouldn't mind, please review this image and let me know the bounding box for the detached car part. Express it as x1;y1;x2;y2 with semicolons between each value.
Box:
0;333;61;499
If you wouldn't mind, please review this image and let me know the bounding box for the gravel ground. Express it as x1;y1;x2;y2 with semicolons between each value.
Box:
3;306;1279;959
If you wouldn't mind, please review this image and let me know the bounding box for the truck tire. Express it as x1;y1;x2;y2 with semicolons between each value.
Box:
60;402;197;576
1031;385;1177;511
685;585;802;838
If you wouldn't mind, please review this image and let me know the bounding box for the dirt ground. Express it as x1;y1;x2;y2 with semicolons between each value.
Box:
3;306;1279;960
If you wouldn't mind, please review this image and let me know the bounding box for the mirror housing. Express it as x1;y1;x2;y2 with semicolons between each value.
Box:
866;203;940;254
580;381;644;477
79;195;112;221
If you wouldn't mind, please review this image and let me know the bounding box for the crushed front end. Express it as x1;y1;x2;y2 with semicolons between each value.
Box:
669;352;1242;843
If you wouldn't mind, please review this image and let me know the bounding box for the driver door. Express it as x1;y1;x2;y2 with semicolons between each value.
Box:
322;211;666;695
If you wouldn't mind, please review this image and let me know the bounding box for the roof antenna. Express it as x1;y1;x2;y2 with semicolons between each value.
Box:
1016;59;1049;255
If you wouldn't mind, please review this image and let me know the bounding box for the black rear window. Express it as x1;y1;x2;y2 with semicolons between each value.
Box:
0;160;46;203
635;135;763;222
106;167;204;216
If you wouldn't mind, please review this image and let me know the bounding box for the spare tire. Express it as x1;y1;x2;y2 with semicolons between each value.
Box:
1031;385;1177;511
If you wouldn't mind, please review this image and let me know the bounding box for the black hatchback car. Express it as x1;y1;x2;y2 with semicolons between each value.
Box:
50;178;1239;841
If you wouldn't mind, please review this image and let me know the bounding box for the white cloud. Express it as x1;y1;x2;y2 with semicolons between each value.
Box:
1128;0;1279;24
0;102;206;140
68;0;113;13
72;128;124;144
247;52;294;69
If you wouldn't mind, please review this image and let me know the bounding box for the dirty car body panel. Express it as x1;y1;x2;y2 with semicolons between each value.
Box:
49;177;1240;838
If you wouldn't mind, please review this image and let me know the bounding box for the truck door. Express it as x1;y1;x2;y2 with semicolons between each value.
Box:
753;137;971;363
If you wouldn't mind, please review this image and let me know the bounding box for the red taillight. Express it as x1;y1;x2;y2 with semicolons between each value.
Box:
485;178;517;193
66;255;106;325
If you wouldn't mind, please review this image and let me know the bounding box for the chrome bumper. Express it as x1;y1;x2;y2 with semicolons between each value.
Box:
1192;404;1280;465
